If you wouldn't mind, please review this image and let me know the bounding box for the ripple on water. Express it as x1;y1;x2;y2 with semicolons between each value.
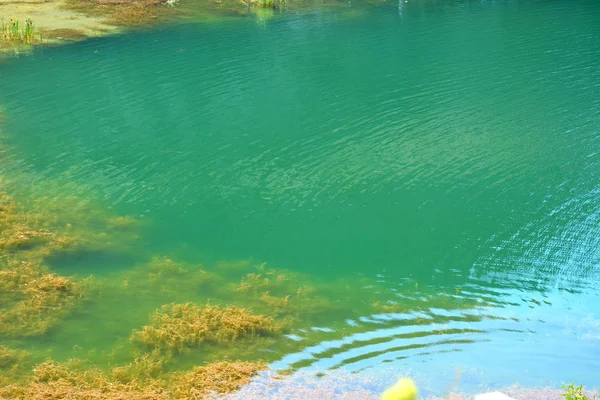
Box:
0;0;600;391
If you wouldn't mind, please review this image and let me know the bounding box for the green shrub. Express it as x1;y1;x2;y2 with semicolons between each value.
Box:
562;383;598;400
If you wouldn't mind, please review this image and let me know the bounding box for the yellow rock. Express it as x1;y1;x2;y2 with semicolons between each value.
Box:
381;378;418;400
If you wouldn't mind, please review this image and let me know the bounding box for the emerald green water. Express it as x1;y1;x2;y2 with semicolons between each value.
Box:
1;0;600;394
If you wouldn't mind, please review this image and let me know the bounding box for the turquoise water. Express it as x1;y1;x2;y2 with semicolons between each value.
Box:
1;0;600;394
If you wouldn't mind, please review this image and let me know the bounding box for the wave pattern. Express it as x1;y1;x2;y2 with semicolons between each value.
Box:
1;0;600;387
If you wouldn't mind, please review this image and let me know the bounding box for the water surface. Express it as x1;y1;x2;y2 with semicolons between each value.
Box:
1;0;599;394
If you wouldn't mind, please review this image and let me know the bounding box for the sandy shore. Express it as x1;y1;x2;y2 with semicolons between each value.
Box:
214;369;598;400
0;0;117;39
0;0;118;52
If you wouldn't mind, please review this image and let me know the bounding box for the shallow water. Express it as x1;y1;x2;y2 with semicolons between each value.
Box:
1;0;600;395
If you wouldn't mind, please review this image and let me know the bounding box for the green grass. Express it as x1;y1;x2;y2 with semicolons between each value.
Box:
1;18;41;44
562;383;598;400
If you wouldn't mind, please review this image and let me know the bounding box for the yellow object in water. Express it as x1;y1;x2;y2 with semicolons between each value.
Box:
381;378;418;400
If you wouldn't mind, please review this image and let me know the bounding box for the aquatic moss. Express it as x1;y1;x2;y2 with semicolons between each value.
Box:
230;266;332;321
108;215;142;230
0;347;30;388
0;192;75;257
131;302;280;352
0;179;141;263
0;260;85;337
0;346;30;371
0;171;496;398
170;361;267;398
0;358;168;400
145;256;209;280
120;256;214;298
111;350;170;384
0;183;143;337
0;357;268;400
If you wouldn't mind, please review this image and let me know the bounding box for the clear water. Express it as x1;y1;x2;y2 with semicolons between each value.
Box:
1;0;600;394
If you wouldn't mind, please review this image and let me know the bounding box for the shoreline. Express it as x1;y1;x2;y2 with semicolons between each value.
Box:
218;369;599;400
2;0;360;55
0;0;119;53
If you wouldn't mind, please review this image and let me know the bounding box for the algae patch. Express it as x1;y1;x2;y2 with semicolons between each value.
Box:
131;303;280;352
0;168;494;398
170;361;268;398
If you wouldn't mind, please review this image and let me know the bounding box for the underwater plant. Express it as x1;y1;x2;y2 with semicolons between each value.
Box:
0;358;168;399
0;260;85;337
0;346;30;371
0;179;149;338
111;350;170;384
130;302;281;352
0;356;269;399
170;361;267;398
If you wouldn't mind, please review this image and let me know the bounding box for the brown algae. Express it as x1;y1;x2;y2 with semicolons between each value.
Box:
170;361;267;398
0;260;84;336
0;356;267;399
0;181;142;337
131;302;280;352
0;358;167;400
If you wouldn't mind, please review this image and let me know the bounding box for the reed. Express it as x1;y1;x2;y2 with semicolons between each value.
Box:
1;18;40;44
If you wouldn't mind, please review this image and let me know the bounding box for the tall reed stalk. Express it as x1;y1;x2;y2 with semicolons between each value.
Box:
1;18;40;43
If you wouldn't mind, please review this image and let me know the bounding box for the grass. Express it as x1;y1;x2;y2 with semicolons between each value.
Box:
1;18;41;44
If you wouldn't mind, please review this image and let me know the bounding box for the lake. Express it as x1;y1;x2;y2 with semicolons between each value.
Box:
0;0;599;396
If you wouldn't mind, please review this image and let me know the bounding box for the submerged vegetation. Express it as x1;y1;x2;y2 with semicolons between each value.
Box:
0;356;267;399
170;361;268;398
0;164;491;398
0;190;85;336
131;303;280;352
0;260;84;337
